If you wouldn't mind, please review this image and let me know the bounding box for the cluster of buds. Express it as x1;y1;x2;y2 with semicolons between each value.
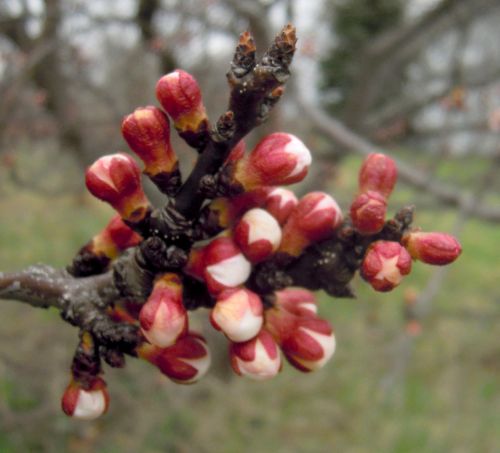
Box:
70;55;462;421
350;153;461;292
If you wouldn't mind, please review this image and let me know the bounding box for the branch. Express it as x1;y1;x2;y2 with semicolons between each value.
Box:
298;96;500;223
174;25;297;217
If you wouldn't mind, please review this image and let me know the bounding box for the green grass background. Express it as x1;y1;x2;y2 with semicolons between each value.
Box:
0;151;499;452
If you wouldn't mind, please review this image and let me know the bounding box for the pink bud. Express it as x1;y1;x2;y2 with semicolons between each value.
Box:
138;333;211;384
266;308;336;372
225;139;246;163
264;187;298;225
202;188;273;233
230;329;281;380
361;241;412;292
89;214;142;260
85;153;150;222
202;237;252;295
402;232;462;265
184;247;206;281
234;208;282;263
156;70;207;133
233;133;312;190
105;214;142;250
279;192;343;256
139;273;188;348
121;106;177;177
211;288;264;342
359;153;397;198
274;287;318;317
61;377;109;420
350;190;387;235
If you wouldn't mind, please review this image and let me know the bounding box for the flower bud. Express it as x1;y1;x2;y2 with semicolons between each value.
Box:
230;329;281;380
85;153;150;223
91;214;141;260
211;288;263;342
139;273;188;348
202;237;252;295
350;190;387;235
69;215;142;277
138;333;211;384
361;241;412;292
200;188;272;235
61;377;109;420
155;70;208;147
359;153;397;198
264;187;298;225
233;208;282;263
402;231;462;265
184;247;206;281
274;287;318;317
266;308;336;372
121;106;178;177
279;192;343;256
231;133;312;190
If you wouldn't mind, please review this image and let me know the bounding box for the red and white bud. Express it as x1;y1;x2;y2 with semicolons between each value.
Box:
138;333;211;384
359;153;397;198
361;241;412;292
230;329;281;380
264;187;298;225
61;377;109;420
121;106;177;177
402;231;462;265
234;208;282;263
211;288;264;342
266;308;336;372
85;153;150;223
232;133;312;190
139;273;188;348
156;69;207;133
202;237;252;295
279;192;343;256
350;190;387;235
274;287;318;317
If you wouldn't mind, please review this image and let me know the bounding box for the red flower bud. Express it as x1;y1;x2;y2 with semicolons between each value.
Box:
402;231;462;265
156;70;208;134
274;287;318;317
201;188;272;234
359;153;397;198
279;192;343;256
121;106;177;177
230;329;281;380
139;273;188;348
350;190;387;235
266;308;336;372
61;377;109;420
264;187;298;225
184;247;206;281
232;133;312;190
85;153;150;222
138;333;211;384
361;241;412;292
225;139;246;163
211;288;264;342
202;237;252;295
233;208;282;263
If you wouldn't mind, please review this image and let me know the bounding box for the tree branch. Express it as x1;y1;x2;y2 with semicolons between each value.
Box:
298;96;500;223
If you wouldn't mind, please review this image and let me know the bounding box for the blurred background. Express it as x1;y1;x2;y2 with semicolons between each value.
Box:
1;0;499;451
